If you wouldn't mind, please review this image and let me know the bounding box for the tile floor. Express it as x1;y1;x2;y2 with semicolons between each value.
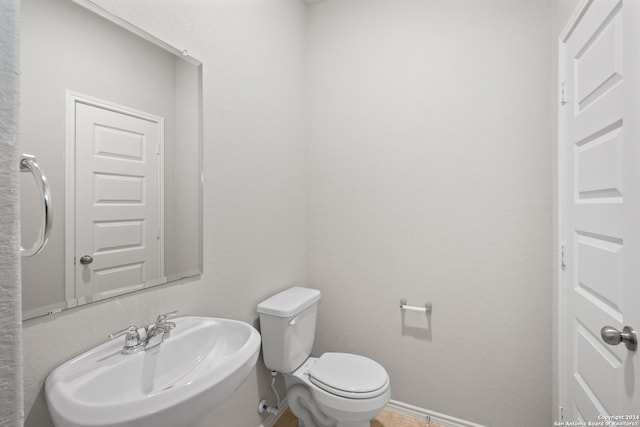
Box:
273;408;441;427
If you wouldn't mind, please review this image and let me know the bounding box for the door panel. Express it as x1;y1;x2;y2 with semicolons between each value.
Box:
573;4;623;112
75;102;161;299
576;127;623;198
562;0;639;420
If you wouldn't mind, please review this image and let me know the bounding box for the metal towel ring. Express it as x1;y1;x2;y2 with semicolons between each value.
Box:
20;154;53;257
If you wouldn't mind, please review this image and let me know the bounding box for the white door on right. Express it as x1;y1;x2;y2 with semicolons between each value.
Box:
562;0;640;421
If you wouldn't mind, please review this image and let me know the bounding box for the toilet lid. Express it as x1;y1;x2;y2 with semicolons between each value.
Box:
309;353;389;399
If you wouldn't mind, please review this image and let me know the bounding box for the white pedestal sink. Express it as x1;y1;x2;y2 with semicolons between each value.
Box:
45;316;261;427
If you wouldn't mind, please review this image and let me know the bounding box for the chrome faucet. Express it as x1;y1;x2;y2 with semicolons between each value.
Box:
144;311;178;349
109;325;144;354
109;311;178;354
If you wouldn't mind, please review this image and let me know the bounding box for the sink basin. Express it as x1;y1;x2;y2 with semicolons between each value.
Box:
45;316;261;427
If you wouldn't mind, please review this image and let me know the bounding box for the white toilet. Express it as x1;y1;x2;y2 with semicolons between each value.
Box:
257;287;391;427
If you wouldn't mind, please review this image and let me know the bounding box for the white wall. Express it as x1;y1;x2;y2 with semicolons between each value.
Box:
306;0;552;425
21;0;307;425
169;60;202;277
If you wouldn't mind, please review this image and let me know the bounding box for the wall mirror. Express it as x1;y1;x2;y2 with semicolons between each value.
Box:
20;0;203;320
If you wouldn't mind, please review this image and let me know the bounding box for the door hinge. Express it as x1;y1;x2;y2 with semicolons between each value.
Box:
561;245;566;271
560;81;567;106
560;406;565;422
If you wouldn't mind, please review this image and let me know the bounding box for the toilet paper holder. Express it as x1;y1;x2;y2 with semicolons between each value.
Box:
400;298;432;314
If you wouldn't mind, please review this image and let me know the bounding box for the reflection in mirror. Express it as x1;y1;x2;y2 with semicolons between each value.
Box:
20;0;203;320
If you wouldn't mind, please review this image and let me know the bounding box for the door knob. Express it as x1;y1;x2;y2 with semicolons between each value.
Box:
601;326;637;351
79;255;93;265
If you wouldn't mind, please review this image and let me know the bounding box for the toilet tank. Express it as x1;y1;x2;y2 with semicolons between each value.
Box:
257;287;321;373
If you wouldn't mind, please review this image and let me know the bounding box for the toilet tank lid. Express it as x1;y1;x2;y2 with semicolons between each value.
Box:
257;287;321;317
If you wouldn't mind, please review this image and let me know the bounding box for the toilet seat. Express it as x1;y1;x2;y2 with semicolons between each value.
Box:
308;353;389;399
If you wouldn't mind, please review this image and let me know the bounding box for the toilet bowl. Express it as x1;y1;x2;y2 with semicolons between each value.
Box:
257;287;391;427
284;354;391;427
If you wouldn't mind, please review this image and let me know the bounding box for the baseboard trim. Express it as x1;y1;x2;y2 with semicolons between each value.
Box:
259;400;290;427
260;398;486;427
387;400;487;427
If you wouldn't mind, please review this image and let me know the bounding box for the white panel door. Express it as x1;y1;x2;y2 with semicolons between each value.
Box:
562;0;640;421
75;102;161;298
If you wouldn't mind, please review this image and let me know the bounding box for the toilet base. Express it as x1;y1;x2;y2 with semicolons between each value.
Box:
281;356;390;427
288;384;335;427
285;376;389;427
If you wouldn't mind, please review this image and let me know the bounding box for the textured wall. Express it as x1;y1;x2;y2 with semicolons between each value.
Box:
0;0;24;425
306;0;553;425
21;0;307;425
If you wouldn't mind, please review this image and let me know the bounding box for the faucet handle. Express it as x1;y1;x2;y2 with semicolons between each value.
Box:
109;325;138;339
155;310;178;325
109;325;143;354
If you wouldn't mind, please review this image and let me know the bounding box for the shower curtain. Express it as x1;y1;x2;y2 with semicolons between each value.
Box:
0;0;25;425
